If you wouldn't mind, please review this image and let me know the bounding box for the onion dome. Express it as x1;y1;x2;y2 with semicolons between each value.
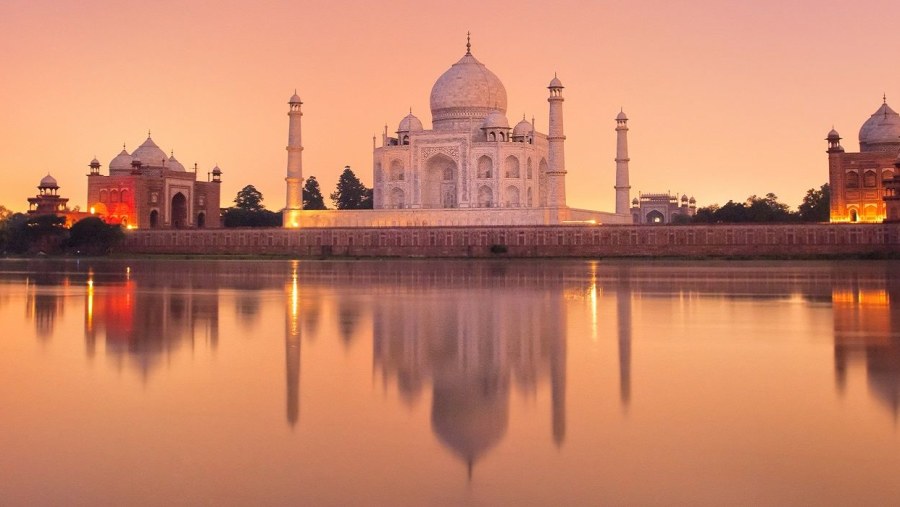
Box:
39;173;58;188
109;148;133;171
398;111;424;132
89;157;100;166
681;194;688;202
513;117;533;137
827;127;840;139
859;100;900;152
616;109;628;121
211;165;222;175
131;135;168;167
549;74;563;88
430;47;508;129
689;196;696;204
632;197;639;205
481;110;509;129
289;90;302;104
167;152;185;172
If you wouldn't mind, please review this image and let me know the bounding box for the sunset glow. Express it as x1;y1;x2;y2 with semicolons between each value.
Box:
3;0;900;214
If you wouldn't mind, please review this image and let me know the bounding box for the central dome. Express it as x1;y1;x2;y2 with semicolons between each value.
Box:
430;51;507;130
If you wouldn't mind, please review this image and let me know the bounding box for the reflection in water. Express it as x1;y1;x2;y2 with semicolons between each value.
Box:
833;268;900;417
286;261;301;427
369;263;570;474
617;269;632;409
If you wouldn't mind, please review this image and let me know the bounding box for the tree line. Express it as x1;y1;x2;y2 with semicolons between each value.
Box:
687;184;830;224
0;209;124;255
224;166;371;227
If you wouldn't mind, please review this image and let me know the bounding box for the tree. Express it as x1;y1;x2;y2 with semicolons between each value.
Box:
234;185;265;211
745;193;795;222
330;166;373;210
0;205;12;223
67;217;124;255
798;183;830;222
302;176;328;210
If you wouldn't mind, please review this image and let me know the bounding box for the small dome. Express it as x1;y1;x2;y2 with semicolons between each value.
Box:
167;154;185;172
289;91;302;104
212;165;222;175
430;52;508;129
39;173;58;188
859;101;900;151
689;196;696;204
481;110;509;129
632;197;639;205
549;74;563;88
616;109;628;121
512;117;533;137
109;148;133;171
681;194;688;202
89;157;100;166
398;112;423;133
827;127;840;139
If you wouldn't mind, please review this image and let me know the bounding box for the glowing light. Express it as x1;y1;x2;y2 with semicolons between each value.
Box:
126;224;135;230
86;270;94;331
89;207;95;214
589;261;599;341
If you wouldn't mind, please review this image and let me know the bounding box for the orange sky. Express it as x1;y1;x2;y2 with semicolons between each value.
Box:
2;0;899;213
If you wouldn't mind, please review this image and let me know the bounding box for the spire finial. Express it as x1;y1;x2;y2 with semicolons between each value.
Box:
409;107;413;114
884;93;888;104
466;31;471;55
122;142;126;150
147;129;151;138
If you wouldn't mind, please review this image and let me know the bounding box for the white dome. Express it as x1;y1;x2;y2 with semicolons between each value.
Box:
39;173;58;188
481;110;509;129
430;52;507;129
616;109;628;121
859;102;900;152
398;112;424;132
512;117;533;136
109;148;133;171
549;75;563;88
131;136;168;167
167;154;185;172
289;91;301;104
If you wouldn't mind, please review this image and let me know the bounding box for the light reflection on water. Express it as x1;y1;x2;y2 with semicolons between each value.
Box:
0;259;899;505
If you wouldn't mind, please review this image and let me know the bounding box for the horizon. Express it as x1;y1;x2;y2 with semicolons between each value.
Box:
2;0;899;214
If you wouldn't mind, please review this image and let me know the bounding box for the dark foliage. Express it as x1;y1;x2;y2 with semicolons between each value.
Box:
234;185;265;211
798;183;830;222
222;208;283;227
302;176;328;210
67;217;124;255
330;166;373;210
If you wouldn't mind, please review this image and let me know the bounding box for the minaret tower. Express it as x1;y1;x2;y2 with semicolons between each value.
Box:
615;109;631;215
547;74;567;208
284;91;304;228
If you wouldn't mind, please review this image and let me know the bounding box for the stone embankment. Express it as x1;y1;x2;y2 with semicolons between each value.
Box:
118;223;900;258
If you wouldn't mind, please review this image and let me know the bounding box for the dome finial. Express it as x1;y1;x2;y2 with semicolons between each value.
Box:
147;129;151;138
466;31;471;55
884;93;888;104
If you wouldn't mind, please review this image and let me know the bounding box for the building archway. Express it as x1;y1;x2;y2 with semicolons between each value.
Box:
505;186;520;207
149;209;159;228
849;208;858;222
424;154;456;208
171;193;188;228
646;210;665;223
390;187;406;208
478;185;493;207
197;212;206;228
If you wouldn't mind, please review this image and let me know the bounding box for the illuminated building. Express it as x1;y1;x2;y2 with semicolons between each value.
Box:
284;36;632;228
827;98;899;222
629;192;697;224
86;134;223;228
26;174;91;226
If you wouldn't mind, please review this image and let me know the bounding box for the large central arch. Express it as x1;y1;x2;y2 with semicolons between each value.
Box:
171;192;188;228
423;154;457;208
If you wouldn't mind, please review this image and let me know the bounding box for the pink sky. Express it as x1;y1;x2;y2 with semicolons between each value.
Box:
2;0;899;213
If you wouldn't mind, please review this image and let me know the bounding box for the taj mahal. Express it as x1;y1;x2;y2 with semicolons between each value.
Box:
283;37;633;228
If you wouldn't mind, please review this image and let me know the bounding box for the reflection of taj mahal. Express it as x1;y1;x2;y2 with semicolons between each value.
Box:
283;37;632;228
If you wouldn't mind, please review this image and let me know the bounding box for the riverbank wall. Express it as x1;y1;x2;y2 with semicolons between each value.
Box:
117;223;900;258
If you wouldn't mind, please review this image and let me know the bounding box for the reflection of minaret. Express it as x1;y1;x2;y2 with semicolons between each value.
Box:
286;262;301;428
549;293;567;446
617;271;632;409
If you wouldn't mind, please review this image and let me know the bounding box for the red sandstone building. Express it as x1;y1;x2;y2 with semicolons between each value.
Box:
87;134;222;229
27;174;90;226
828;99;900;222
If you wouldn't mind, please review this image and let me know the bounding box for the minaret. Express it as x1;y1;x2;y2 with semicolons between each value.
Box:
826;127;844;222
615;110;631;215
547;74;567;208
284;91;304;227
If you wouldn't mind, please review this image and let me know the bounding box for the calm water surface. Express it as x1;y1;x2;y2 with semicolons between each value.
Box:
0;259;898;506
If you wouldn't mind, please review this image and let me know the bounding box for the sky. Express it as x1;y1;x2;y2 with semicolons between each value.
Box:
2;0;899;213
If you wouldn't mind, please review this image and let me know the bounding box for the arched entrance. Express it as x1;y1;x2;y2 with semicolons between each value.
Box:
849;209;858;222
171;193;188;228
197;212;206;228
149;209;159;228
390;187;406;208
424;154;456;208
646;210;665;224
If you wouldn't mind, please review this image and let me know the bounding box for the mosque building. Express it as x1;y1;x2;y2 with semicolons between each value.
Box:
283;37;632;228
827;97;900;222
86;134;223;229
